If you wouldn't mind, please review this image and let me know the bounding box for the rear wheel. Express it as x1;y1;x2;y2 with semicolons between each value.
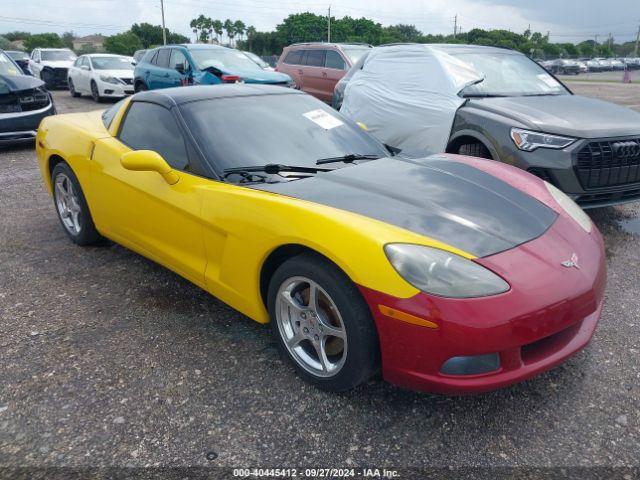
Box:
90;81;102;102
51;162;103;246
68;78;81;97
458;142;492;159
268;252;379;392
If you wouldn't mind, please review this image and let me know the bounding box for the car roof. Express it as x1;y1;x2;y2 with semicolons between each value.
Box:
37;48;74;51
287;42;372;49
378;43;522;55
133;84;304;108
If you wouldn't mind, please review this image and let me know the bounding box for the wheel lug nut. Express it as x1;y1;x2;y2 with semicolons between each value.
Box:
314;334;319;341
303;327;309;334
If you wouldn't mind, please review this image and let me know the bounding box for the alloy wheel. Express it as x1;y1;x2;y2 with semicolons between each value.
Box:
91;82;100;101
54;173;82;236
275;276;348;378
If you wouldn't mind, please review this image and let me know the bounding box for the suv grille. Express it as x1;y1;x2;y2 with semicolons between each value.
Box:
576;138;640;189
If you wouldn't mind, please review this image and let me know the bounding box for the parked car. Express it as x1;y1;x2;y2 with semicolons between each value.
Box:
35;84;605;394
276;42;372;103
132;49;147;65
67;54;134;102
28;48;77;88
0;49;55;145
340;44;640;208
550;59;581;75
243;51;274;71
610;59;626;71
586;59;603;72
576;61;588;73
133;44;293;92
5;50;31;75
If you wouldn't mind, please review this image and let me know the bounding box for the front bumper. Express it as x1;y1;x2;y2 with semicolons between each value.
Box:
0;100;56;145
504;137;640;208
360;215;606;395
97;80;134;97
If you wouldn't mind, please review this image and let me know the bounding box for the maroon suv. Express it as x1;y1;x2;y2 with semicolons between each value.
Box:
276;42;371;103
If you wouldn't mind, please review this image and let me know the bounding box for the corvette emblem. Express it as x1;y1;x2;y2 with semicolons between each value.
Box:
561;253;580;269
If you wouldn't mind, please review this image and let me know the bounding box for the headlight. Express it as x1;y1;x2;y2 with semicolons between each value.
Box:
544;182;592;233
99;75;120;84
384;244;510;298
510;128;576;152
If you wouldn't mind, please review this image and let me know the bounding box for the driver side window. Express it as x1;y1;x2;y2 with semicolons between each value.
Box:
118;102;189;171
169;49;189;71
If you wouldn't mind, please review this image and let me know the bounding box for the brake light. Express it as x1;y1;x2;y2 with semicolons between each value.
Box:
221;74;241;83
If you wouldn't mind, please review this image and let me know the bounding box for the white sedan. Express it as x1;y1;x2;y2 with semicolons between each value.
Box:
67;54;135;102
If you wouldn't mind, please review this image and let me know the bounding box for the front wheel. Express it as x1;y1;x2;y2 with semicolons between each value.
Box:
458;142;492;159
268;252;379;392
52;162;103;245
90;81;102;102
68;78;81;97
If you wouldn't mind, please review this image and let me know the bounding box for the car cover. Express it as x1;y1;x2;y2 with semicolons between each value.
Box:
340;44;484;154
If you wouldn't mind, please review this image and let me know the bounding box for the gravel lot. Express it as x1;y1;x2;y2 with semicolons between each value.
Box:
1;86;639;476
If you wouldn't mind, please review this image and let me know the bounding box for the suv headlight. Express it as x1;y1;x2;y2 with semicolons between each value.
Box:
384;244;510;298
544;182;592;232
99;75;120;84
510;128;576;152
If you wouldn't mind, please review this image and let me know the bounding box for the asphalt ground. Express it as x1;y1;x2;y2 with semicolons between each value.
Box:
0;85;639;478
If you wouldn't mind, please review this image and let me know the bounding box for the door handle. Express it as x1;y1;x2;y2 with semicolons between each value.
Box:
298;69;303;75
322;71;327;77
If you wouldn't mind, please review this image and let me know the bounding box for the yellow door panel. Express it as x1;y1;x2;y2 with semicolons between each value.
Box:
90;137;207;287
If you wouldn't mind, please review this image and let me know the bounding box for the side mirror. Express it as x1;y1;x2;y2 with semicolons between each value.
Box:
175;63;185;74
81;65;90;71
131;60;137;66
120;150;179;185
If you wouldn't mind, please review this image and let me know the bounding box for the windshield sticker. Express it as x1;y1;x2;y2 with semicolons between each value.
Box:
303;109;344;130
537;73;559;88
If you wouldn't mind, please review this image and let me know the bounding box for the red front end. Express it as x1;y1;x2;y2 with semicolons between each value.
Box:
360;213;606;395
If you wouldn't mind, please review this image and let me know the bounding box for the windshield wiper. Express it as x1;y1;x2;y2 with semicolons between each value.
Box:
223;163;332;180
316;154;381;165
461;93;508;98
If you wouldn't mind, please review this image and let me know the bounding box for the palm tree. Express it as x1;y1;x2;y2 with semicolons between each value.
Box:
189;17;199;43
212;20;223;44
223;19;234;47
201;17;213;44
234;20;246;45
246;25;257;50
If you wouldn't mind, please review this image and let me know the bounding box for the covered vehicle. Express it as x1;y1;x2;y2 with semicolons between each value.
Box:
340;44;640;208
133;44;293;92
28;48;77;88
36;85;605;394
0;49;55;145
67;54;134;102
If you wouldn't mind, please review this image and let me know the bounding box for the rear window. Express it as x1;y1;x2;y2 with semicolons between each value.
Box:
155;49;171;68
325;50;346;70
284;50;303;65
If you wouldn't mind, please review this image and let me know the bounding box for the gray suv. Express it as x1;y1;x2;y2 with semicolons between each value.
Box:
335;44;640;208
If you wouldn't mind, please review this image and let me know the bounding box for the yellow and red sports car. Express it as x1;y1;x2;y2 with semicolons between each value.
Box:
36;85;606;394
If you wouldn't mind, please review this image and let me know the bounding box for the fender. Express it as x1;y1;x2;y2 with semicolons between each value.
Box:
447;127;500;161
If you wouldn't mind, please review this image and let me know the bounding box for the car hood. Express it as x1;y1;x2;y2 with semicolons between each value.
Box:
96;69;134;78
254;156;557;258
221;67;291;83
42;60;75;69
0;73;45;94
467;95;640;138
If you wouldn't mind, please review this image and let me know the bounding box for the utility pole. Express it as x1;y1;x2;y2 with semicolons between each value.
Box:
160;0;167;45
327;6;331;43
453;14;457;38
609;33;613;50
635;23;640;56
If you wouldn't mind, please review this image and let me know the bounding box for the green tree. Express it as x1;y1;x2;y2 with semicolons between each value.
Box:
61;31;75;50
246;25;257;49
234;20;246;44
24;33;63;50
223;19;235;46
104;31;143;55
0;35;13;50
3;31;30;42
213;20;224;44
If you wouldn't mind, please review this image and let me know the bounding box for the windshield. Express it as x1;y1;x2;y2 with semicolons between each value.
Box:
190;48;262;71
6;51;28;60
455;52;568;97
0;52;22;77
244;51;269;68
180;93;389;176
341;46;371;64
42;50;76;61
91;56;133;70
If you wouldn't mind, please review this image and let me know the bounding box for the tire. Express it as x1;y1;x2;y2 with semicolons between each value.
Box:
268;252;379;392
134;81;148;93
51;162;103;246
68;78;81;97
458;142;492;159
90;81;102;102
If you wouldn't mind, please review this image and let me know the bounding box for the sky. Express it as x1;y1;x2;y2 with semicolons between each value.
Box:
1;0;639;44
